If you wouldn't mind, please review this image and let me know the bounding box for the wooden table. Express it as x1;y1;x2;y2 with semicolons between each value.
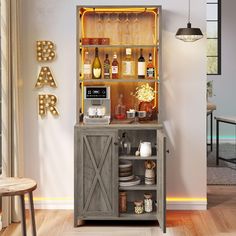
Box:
215;116;236;165
0;177;37;236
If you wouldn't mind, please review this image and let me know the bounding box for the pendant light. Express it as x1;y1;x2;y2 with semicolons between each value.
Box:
176;0;203;42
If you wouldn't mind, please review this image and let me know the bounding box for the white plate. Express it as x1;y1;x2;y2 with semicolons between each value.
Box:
119;176;141;187
119;160;132;168
119;175;135;181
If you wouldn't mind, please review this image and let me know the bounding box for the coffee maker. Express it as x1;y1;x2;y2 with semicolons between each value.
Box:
83;86;111;125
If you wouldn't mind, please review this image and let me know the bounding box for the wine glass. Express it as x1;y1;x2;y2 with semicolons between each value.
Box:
97;13;104;38
123;13;130;44
114;13;122;45
133;13;140;45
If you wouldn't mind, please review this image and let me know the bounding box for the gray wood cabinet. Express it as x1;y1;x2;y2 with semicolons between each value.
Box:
74;126;166;233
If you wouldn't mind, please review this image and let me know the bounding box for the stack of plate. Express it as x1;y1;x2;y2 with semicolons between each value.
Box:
119;160;141;187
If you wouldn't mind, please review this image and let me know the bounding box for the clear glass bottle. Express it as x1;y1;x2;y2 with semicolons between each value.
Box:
83;50;92;79
122;48;135;78
138;48;146;79
112;52;119;79
146;53;155;79
119;132;131;155
104;53;110;79
115;94;126;120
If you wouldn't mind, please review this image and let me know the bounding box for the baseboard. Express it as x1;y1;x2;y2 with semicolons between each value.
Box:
26;199;207;210
167;201;207;210
25;198;74;210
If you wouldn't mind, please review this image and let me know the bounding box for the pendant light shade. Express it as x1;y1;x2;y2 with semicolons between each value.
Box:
176;22;203;42
176;0;203;42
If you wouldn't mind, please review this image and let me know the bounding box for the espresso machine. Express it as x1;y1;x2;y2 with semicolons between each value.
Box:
83;86;111;125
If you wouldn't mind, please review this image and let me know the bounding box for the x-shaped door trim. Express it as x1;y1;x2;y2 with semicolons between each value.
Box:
82;135;113;214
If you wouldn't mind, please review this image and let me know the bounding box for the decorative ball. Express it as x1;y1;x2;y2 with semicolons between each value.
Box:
135;150;140;156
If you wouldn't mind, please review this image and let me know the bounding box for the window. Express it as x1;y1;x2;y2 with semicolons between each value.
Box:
207;0;221;75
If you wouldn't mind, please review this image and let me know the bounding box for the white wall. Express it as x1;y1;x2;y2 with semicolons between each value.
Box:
207;0;236;141
21;0;207;209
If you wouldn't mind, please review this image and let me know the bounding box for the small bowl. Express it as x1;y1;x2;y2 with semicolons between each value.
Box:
138;111;146;118
126;111;135;119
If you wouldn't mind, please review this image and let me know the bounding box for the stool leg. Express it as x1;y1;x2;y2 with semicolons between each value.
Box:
20;194;27;236
216;120;219;165
210;112;213;152
29;191;37;236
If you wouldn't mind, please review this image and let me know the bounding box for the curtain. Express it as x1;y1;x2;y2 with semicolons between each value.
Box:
1;0;24;227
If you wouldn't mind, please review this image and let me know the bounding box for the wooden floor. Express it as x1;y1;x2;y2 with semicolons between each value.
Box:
1;186;236;236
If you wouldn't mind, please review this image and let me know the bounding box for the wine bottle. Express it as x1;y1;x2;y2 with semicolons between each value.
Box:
112;52;119;79
146;53;155;79
83;50;92;79
104;54;110;79
138;48;145;79
92;47;102;79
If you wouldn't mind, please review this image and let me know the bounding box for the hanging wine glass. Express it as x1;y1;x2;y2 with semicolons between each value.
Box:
115;13;122;45
133;13;140;45
123;13;131;45
97;13;104;38
105;13;112;43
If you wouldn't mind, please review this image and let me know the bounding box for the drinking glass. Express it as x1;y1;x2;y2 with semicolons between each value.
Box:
114;13;122;44
133;13;140;44
123;13;130;44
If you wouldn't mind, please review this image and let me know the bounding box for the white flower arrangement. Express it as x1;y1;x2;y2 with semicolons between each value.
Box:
133;84;155;102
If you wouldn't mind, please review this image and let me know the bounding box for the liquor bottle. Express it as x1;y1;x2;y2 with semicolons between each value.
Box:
138;48;146;79
103;54;110;79
146;53;155;79
92;47;102;79
112;52;119;79
83;50;92;79
122;48;135;78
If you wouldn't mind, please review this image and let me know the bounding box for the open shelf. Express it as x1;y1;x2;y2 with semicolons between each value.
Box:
120;202;157;220
119;184;157;191
79;79;160;83
119;176;157;191
119;155;157;160
80;44;159;49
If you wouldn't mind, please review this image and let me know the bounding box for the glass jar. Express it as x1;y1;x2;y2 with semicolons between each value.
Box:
144;193;153;213
119;191;127;213
134;200;144;214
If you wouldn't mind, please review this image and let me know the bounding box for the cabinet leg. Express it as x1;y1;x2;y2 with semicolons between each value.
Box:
75;219;85;227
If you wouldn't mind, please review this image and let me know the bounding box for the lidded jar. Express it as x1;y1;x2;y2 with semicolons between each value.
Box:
144;193;153;213
119;191;127;213
134;200;144;214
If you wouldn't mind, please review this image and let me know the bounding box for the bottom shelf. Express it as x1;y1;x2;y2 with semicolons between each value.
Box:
119;201;157;220
119;211;157;220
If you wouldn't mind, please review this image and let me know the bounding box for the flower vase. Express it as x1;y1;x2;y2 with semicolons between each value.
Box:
139;101;153;121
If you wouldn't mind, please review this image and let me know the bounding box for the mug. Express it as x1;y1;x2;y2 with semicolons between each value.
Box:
88;107;97;117
97;106;106;117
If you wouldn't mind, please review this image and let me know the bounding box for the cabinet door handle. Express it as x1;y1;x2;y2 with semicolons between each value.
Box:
114;142;118;146
166;149;170;154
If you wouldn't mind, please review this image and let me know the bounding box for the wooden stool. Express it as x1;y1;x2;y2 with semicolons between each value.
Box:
0;177;37;236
